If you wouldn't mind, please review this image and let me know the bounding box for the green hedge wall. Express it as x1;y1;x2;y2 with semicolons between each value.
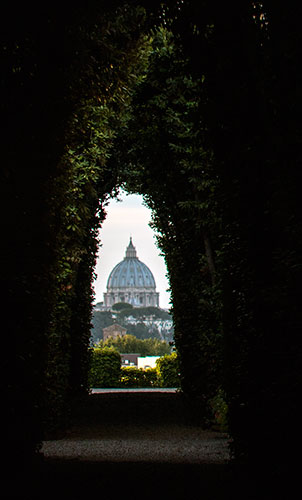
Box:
156;353;180;388
88;347;121;388
120;367;158;388
88;350;181;388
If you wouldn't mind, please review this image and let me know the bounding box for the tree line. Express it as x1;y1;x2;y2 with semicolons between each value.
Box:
94;334;171;356
91;303;174;343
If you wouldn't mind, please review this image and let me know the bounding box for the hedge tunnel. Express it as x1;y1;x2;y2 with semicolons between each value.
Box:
2;0;302;489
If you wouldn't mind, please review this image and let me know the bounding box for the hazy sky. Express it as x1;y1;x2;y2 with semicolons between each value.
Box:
93;190;171;309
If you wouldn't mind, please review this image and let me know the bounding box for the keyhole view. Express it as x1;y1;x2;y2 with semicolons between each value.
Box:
3;1;301;499
90;191;177;387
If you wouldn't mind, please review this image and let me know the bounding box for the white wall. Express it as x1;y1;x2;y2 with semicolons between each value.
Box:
137;356;160;369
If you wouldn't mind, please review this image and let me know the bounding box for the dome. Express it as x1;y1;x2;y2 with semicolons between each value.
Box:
103;238;159;309
106;237;156;289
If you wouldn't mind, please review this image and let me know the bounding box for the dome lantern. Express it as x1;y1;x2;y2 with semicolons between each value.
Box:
125;237;137;259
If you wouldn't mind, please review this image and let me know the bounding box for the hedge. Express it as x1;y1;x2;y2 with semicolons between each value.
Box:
120;367;159;388
156;352;180;388
88;350;181;388
88;347;121;388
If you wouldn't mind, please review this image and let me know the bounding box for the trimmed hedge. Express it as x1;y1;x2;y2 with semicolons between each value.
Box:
120;367;158;388
156;352;180;388
88;347;121;388
88;349;180;388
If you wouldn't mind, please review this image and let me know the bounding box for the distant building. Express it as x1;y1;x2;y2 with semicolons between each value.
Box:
120;354;160;369
137;356;160;369
102;324;127;341
103;237;159;309
121;353;140;367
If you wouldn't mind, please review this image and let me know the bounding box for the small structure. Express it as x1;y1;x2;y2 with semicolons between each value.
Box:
102;324;127;341
120;353;140;367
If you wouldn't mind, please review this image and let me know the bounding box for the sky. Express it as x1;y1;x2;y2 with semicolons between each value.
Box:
93;190;171;309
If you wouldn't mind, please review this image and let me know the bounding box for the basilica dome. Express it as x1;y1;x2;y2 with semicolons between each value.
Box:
103;238;159;309
107;238;156;289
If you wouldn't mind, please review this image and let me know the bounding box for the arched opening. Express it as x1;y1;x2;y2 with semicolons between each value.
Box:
2;1;302;496
93;190;170;311
89;190;176;389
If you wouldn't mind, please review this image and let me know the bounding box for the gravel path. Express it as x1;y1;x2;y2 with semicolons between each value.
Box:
42;436;229;463
42;391;230;465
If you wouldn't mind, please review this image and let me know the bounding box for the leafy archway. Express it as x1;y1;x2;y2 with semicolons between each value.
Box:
2;1;302;486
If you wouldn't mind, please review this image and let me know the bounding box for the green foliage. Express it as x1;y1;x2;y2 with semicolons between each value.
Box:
88;345;177;388
88;347;121;388
112;302;134;311
118;306;171;320
156;352;180;388
91;311;113;331
4;0;302;476
120;367;158;387
41;4;153;427
113;26;223;410
91;306;173;342
127;321;160;340
88;348;178;388
209;389;228;432
95;334;171;356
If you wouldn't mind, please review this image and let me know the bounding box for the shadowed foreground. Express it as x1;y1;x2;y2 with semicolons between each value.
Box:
42;391;229;463
42;392;234;498
9;392;282;498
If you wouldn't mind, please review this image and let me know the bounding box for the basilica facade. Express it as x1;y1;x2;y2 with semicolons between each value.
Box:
103;238;159;309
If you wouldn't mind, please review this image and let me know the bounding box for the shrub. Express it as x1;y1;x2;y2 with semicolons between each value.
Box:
89;347;121;387
112;302;133;312
120;367;158;387
210;389;228;431
156;352;180;387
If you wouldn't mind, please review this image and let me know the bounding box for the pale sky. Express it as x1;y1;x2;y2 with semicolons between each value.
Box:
93;190;171;309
